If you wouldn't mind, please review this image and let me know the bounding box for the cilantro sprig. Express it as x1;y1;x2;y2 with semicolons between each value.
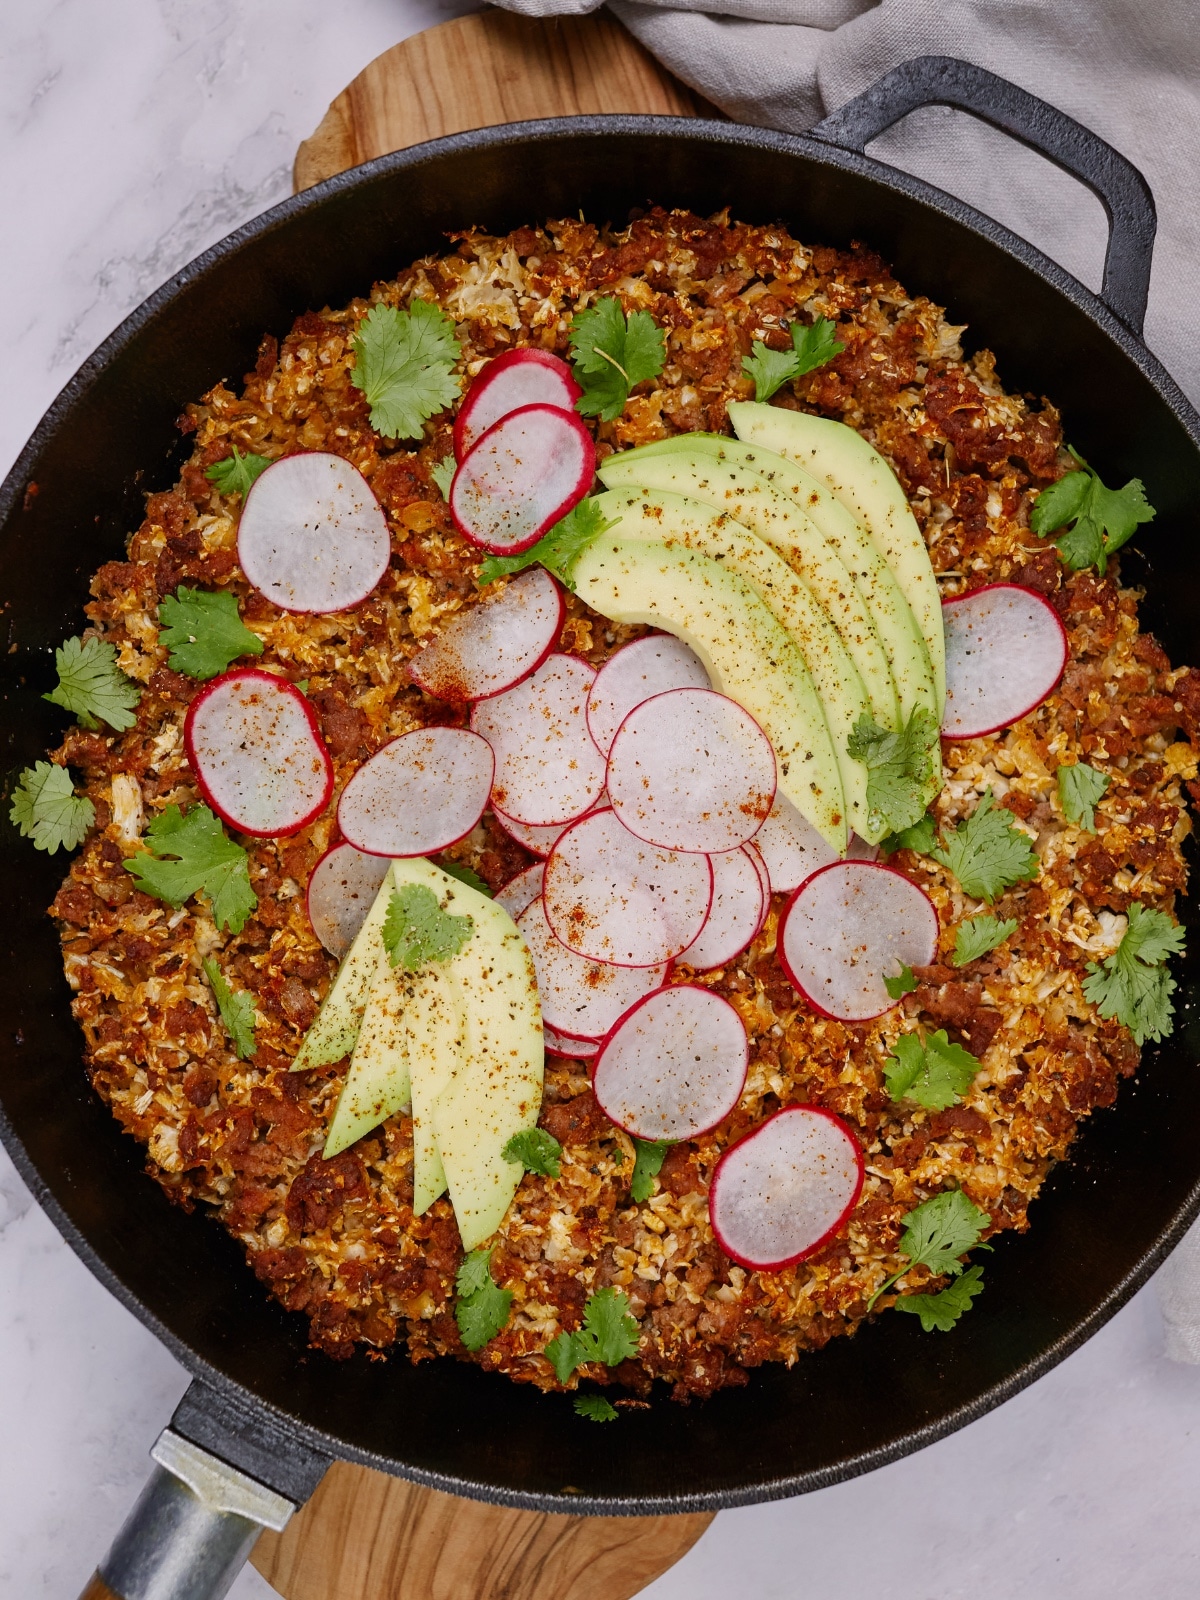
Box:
44;636;140;732
866;1190;990;1321
157;587;264;681
430;455;456;499
630;1138;670;1203
895;1264;985;1331
437;861;493;897
477;499;614;591
383;884;473;971
455;1247;513;1352
206;447;272;498
569;298;665;422
503;1127;562;1178
1057;762;1109;833
880;813;937;857
1082;902;1185;1045
741;315;844;402
350;300;461;440
1030;449;1154;574
11;762;95;854
124;804;256;933
202;956;257;1060
884;963;918;1000
929;791;1039;903
545;1288;640;1381
574;1394;618;1423
953;914;1018;967
883;1028;981;1111
846;706;942;839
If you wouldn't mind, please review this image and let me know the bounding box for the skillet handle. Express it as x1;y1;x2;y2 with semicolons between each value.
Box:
808;54;1156;336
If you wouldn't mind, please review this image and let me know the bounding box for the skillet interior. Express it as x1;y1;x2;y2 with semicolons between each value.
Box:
2;117;1200;1513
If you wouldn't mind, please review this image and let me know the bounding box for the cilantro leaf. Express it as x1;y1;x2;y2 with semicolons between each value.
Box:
1030;453;1155;575
867;1189;990;1313
454;1247;513;1351
884;963;918;1000
44;635;140;732
383;884;473;971
478;498;615;591
569;298;665;422
741;315;844;402
544;1287;641;1380
503;1127;562;1178
880;812;938;856
430;454;456;499
157;587;264;681
574;1394;618;1422
437;861;493;897
205;446;272;498
929;790;1038;903
953;914;1018;966
883;1028;981;1111
202;956;257;1059
895;1264;985;1331
545;1331;580;1384
1082;901;1185;1045
10;761;95;854
350;300;461;440
124;804;256;933
846;706;941;838
630;1138;670;1203
1057;762;1109;833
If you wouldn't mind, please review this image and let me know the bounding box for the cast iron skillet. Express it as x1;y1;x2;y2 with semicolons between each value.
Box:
4;55;1200;1600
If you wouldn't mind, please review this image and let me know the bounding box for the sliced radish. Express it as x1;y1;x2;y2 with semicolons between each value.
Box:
606;688;776;854
709;1106;864;1271
751;792;840;894
543;1024;600;1060
450;404;595;555
237;452;390;614
408;568;565;704
846;835;881;863
543;809;712;967
586;635;711;757
942;583;1068;739
495;862;544;921
517;899;668;1039
184;668;332;838
471;654;606;826
593;986;748;1142
306;841;392;956
337;726;494;857
778;861;939;1022
454;349;582;459
679;846;768;971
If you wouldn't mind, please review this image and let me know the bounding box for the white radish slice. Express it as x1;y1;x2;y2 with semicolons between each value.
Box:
846;835;881;863
495;862;544;922
408;568;565;704
778;861;939;1022
237;452;390;614
709;1106;864;1271
543;809;712;967
491;796;612;858
680;846;768;971
337;726;494;857
607;688;777;854
454;349;582;459
942;583;1068;739
517;899;667;1039
471;654;606;825
450;404;595;555
184;668;332;838
586;635;711;756
543;1024;600;1060
593;986;749;1142
306;842;392;956
751;792;840;894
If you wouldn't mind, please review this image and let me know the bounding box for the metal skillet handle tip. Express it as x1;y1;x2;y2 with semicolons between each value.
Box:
809;54;1156;337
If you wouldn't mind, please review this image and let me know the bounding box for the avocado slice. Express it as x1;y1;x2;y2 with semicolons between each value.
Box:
405;958;467;1215
322;945;412;1159
572;532;848;851
291;867;395;1072
728;402;946;712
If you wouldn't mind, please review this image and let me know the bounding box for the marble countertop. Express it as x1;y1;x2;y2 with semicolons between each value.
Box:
4;4;1200;1595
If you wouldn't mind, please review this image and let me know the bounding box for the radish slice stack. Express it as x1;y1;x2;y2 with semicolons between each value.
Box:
337;726;494;857
306;842;392;956
495;862;545;921
593;986;749;1141
454;350;582;459
680;845;769;971
408;568;565;703
472;654;607;825
184;668;333;838
778;861;939;1022
237;453;391;614
517;900;668;1039
709;1106;864;1270
941;583;1068;739
450;404;595;554
543;1024;600;1060
586;635;711;756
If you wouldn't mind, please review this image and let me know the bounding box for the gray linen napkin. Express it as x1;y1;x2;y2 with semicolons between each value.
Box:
491;0;1200;1358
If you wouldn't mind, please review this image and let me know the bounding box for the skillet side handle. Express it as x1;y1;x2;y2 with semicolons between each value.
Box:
808;54;1156;337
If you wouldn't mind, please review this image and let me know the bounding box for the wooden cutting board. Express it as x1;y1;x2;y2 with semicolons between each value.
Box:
254;15;718;1597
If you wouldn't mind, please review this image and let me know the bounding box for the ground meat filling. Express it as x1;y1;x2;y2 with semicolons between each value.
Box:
50;209;1196;1399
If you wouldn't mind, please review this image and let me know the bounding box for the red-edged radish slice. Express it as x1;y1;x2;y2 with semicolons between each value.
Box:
744;839;772;910
543;808;712;967
846;835;881;863
607;688;776;854
306;841;392;956
237;452;390;614
491;796;610;858
495;862;544;922
543;1024;600;1060
517;899;667;1039
472;654;606;826
454;349;582;459
337;726;494;857
751;792;840;894
593;986;748;1142
586;635;711;757
942;583;1068;739
709;1106;864;1271
450;404;595;555
680;846;768;971
408;568;565;704
778;861;938;1022
184;668;332;838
